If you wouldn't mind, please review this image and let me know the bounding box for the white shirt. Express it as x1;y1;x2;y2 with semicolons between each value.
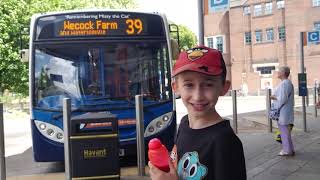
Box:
272;79;294;125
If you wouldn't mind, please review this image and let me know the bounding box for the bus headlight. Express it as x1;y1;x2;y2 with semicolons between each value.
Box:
47;129;54;136
34;120;64;143
56;133;64;140
39;123;46;130
163;115;169;122
144;112;173;138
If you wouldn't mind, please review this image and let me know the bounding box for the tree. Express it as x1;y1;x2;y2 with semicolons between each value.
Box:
27;0;137;14
0;0;137;96
0;0;29;96
170;24;197;51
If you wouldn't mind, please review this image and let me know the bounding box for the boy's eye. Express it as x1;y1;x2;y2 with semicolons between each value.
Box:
183;83;193;88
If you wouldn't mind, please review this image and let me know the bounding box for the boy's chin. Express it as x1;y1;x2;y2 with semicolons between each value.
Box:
188;108;214;117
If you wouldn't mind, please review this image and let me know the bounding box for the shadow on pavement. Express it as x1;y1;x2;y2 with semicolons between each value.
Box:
6;148;65;177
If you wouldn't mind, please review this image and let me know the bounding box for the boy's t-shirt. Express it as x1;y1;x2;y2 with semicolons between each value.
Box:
172;116;246;180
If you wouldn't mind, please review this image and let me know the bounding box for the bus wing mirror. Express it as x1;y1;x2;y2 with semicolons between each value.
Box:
20;49;29;63
170;39;179;60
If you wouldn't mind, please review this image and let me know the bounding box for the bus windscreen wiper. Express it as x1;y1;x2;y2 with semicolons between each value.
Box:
81;96;135;106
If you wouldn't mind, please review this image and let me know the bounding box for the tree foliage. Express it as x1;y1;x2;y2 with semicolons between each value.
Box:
171;24;197;51
0;0;136;96
0;0;29;95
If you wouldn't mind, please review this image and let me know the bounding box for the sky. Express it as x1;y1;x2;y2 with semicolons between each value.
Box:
136;0;199;36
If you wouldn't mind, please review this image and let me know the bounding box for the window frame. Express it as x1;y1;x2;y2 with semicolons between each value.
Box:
255;30;263;43
266;28;274;41
205;35;225;53
254;4;263;16
314;21;320;30
312;0;320;7
243;6;251;15
276;0;285;9
216;36;224;52
206;37;214;49
244;31;252;44
278;26;286;40
265;2;273;14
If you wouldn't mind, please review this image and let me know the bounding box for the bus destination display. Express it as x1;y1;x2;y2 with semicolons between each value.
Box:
57;13;144;37
35;12;165;40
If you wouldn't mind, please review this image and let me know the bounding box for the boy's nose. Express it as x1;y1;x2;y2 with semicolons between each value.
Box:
193;87;205;101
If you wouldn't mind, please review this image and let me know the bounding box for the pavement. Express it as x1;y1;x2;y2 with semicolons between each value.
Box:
3;105;320;180
238;106;320;180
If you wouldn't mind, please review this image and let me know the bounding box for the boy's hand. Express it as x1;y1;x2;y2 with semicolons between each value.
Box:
148;160;178;180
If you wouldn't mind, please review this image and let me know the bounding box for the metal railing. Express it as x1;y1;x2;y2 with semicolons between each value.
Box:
266;89;272;133
63;98;72;180
231;90;238;133
0;103;6;180
135;95;146;176
314;87;318;117
229;86;319;133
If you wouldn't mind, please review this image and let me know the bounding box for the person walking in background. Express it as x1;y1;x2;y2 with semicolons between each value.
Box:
270;66;295;156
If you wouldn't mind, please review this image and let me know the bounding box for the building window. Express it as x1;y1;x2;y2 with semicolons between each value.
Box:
277;0;285;9
245;32;252;44
257;66;275;75
312;0;320;7
278;26;286;40
266;28;274;41
254;4;262;16
314;22;320;30
265;2;273;14
243;6;251;15
206;37;214;48
255;30;263;43
216;36;224;52
205;36;224;52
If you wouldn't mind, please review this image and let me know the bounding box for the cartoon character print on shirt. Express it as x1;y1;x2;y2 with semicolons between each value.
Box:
177;151;207;180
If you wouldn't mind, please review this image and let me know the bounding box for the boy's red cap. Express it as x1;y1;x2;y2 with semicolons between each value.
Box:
172;46;225;77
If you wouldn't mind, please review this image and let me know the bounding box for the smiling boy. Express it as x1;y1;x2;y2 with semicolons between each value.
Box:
149;46;246;180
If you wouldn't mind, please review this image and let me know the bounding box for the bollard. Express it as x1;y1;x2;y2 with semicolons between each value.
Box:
63;99;72;180
306;89;309;107
266;89;272;133
231;90;238;133
135;95;145;176
302;96;307;132
314;87;318;117
0;103;6;180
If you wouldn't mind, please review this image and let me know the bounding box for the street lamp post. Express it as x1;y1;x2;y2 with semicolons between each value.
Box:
198;0;204;45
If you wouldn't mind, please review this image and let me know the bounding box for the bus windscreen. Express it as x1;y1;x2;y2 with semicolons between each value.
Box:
35;12;165;40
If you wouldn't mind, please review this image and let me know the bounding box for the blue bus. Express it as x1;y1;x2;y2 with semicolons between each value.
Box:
28;10;178;162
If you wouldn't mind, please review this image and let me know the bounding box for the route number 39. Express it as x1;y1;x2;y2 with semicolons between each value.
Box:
126;19;143;35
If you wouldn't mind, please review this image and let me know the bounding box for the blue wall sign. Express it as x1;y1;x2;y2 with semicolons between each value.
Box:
209;0;229;13
307;31;320;44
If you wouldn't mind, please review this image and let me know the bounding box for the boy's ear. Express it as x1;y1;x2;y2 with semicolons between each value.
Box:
220;80;231;96
171;81;180;96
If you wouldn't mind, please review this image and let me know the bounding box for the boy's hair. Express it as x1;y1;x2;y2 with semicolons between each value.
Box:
172;46;227;83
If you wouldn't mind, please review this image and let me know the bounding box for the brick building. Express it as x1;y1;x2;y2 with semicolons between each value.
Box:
204;0;320;94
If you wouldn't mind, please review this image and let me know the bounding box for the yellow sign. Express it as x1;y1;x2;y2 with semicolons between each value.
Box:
58;18;143;36
83;148;107;159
